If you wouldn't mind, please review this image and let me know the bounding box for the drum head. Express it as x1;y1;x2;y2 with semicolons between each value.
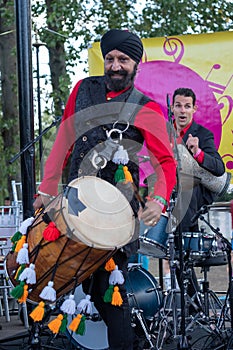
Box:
60;176;135;249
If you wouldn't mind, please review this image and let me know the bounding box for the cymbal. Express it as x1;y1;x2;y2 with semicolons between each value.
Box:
178;172;201;191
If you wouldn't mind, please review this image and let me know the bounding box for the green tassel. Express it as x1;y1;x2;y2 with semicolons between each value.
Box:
59;314;68;333
76;315;86;335
10;281;25;299
15;264;26;281
11;231;22;243
103;285;114;303
11;242;17;252
114;165;125;183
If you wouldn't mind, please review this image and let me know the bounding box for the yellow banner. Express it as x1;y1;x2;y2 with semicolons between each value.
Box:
88;31;233;184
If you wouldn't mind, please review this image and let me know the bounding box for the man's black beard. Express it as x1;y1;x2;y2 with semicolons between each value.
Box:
105;65;137;92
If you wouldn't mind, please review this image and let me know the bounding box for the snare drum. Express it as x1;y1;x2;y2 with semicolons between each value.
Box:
139;214;168;258
6;176;135;303
182;232;215;258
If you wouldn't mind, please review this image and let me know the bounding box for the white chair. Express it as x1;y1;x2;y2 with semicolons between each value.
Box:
11;180;23;206
0;204;22;322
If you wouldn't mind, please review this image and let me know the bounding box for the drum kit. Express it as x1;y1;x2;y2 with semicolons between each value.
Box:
1;171;232;350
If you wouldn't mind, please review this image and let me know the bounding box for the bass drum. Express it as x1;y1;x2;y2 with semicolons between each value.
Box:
67;266;163;350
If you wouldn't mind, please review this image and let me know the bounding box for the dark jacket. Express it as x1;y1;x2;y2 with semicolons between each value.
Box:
175;120;225;231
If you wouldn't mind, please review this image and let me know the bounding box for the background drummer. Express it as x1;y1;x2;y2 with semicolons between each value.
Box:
166;87;225;304
170;87;225;232
33;29;176;350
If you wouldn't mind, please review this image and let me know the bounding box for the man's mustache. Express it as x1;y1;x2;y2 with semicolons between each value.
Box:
107;70;127;77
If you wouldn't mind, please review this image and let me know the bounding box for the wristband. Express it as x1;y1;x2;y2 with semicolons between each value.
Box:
151;198;164;210
37;190;56;199
152;195;167;206
146;195;167;211
193;148;201;159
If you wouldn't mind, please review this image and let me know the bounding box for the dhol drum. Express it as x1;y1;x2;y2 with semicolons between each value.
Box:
138;214;169;258
6;176;135;303
67;265;163;350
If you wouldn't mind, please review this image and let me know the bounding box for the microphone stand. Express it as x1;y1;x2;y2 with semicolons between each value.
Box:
166;94;191;349
9;116;62;164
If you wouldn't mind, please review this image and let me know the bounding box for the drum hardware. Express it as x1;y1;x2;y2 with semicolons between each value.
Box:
186;209;233;333
131;307;156;349
199;265;226;320
155;198;184;350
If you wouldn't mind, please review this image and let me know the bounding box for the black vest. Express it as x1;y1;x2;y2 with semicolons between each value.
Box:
68;76;150;189
68;76;151;255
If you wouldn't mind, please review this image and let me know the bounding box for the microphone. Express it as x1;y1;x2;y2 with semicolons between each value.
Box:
190;205;208;223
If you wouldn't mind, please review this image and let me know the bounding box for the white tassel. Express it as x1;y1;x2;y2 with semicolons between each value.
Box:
77;294;92;315
39;281;56;302
109;265;124;285
19;217;34;235
19;263;36;284
16;243;29;264
60;294;76;315
112;145;129;165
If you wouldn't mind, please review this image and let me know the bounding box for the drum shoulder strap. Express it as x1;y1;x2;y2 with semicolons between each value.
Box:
118;88;151;124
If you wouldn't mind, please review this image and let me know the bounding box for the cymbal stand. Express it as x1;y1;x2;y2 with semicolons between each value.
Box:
198;264;227;322
166;93;191;349
166;203;179;334
156;196;181;349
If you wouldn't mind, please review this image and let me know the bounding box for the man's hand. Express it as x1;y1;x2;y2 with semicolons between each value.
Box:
186;133;199;155
138;200;162;226
33;194;51;211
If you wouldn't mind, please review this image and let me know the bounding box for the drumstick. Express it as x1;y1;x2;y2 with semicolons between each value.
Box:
131;183;146;209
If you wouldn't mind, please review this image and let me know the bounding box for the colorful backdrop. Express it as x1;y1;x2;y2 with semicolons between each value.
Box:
88;31;233;184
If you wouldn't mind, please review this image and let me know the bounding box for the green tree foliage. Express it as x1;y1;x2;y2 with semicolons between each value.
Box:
0;0;20;202
134;0;233;37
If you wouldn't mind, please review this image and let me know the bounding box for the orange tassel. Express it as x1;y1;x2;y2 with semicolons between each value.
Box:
105;258;116;272
43;222;61;241
69;314;82;332
111;286;123;306
15;235;26;253
123;166;133;182
48;314;63;334
18;284;28;304
30;301;45;322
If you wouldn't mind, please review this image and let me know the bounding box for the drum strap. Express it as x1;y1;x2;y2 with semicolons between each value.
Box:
117;87;148;124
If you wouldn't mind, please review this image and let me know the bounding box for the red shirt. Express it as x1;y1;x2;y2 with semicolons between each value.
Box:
174;120;204;163
39;80;176;204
